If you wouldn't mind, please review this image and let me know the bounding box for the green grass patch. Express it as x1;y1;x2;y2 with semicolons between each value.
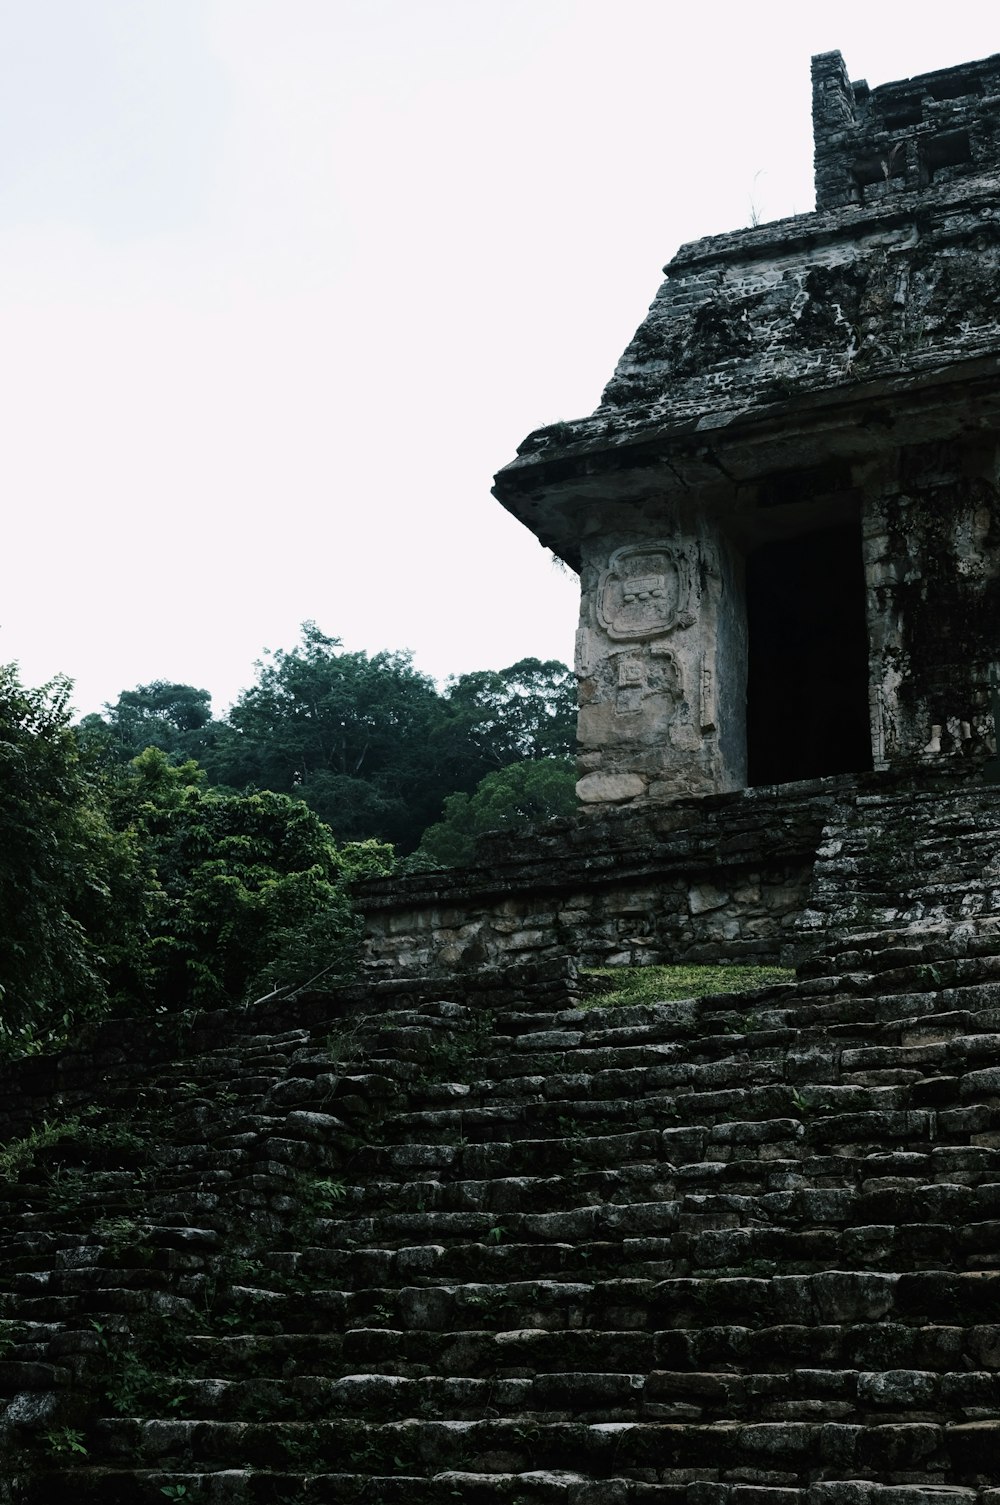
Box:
581;963;794;1008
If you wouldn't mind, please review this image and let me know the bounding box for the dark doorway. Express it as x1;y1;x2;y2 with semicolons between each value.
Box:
746;523;872;785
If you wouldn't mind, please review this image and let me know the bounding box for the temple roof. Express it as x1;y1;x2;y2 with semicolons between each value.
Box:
494;51;1000;570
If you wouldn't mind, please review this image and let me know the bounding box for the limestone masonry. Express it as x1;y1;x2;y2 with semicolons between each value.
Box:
494;49;1000;808
5;49;1000;1505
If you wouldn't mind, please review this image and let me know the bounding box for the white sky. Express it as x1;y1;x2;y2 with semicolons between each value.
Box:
1;0;997;717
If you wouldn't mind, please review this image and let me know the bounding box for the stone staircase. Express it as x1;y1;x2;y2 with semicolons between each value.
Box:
2;784;1000;1503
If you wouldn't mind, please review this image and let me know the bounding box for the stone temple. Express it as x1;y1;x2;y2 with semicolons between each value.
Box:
7;51;1000;1505
494;49;1000;808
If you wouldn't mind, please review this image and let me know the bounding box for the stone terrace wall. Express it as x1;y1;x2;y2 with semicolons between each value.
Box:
359;781;858;981
4;781;1000;1501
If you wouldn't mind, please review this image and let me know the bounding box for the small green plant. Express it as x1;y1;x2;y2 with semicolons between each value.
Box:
279;1425;324;1468
46;1164;90;1213
326;1019;365;1064
290;1172;349;1239
44;1426;88;1457
0;1116;88;1181
160;1486;190;1501
311;1177;347;1206
92;1311;198;1418
92;1215;149;1250
556;1114;589;1143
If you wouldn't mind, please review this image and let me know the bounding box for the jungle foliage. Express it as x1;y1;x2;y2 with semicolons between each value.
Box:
1;627;575;1052
411;757;577;868
83;624;575;853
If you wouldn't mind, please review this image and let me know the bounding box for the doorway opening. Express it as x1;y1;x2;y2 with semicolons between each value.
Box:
746;523;872;785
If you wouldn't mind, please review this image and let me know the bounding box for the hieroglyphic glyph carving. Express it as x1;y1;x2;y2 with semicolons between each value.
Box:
596;544;696;641
614;648;683;717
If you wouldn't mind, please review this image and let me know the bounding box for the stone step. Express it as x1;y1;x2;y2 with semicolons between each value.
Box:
200;1318;997;1379
12;1465;886;1505
83;1413;1000;1478
94;1364;1000;1425
438;992;1000;1074
2;1226;996;1332
29;1267;999;1351
453;1270;984;1331
349;1133;1000;1187
799;931;1000;982
285;1162;1000;1226
713;984;1000;1037
6;1180;1000;1302
0;1289;197;1324
128;1270;1000;1337
382;1095;964;1148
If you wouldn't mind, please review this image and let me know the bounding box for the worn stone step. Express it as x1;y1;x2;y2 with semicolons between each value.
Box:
104;1364;1000;1426
291;1162;1000;1240
15;1466;830;1505
327;1319;1000;1378
729;986;1000;1041
85;1412;1000;1478
0;1289;197;1323
347;1133;1000;1191
433;1270;997;1333
381;1095;951;1152
122;1269;1000;1337
179;1330;345;1375
351;1128;667;1179
312;1170;992;1250
264;1223;986;1283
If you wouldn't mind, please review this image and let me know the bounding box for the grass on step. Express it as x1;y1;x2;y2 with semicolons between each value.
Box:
581;963;794;1008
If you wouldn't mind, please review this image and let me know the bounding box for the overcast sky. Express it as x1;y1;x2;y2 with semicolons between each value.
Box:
1;1;997;716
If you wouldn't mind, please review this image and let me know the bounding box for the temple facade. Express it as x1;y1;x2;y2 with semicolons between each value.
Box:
493;51;1000;808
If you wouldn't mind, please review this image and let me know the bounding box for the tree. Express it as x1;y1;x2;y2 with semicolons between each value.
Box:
0;666;147;1050
411;757;577;868
441;657;577;775
116;747;364;1008
203;623;453;850
86;632;579;858
79;681;218;765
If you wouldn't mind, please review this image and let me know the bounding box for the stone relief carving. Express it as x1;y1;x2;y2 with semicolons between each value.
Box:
699;664;716;732
596;544;696;641
613;647;683;718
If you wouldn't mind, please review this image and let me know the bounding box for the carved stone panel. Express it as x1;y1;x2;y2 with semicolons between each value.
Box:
596;544;695;641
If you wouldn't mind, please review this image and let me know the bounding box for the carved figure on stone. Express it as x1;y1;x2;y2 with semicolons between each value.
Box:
597;544;695;641
612;648;683;718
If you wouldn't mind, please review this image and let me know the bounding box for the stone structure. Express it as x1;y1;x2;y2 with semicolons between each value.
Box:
5;51;1000;1502
361;781;833;980
360;774;890;983
494;50;1000;809
3;780;1000;1500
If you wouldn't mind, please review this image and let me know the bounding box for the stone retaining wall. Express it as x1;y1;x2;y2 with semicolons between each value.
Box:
359;780;853;980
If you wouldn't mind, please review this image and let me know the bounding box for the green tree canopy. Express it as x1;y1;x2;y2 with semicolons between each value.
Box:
202;623;456;850
443;658;576;768
81;627;578;856
0;666;147;1049
117;746;366;1009
411;757;577;868
79;680;218;765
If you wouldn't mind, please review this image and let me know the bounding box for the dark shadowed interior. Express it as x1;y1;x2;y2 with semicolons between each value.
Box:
746;523;873;785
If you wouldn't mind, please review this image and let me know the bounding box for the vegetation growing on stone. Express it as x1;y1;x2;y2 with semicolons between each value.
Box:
582;962;794;1007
